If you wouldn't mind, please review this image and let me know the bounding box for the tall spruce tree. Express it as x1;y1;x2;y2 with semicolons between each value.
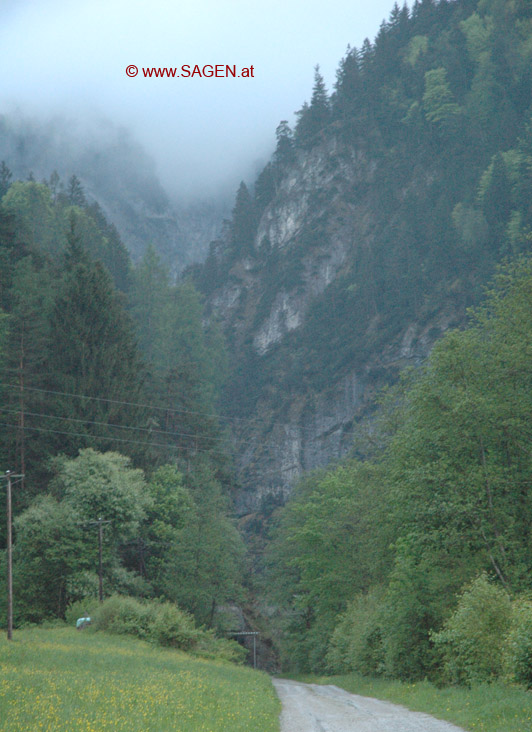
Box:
295;66;331;148
230;182;256;257
45;231;146;464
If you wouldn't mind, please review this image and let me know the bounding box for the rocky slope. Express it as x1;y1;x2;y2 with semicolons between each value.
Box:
200;134;467;515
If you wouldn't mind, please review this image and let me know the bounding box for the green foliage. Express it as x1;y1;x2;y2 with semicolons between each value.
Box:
505;597;532;688
11;495;88;623
161;463;245;625
294;66;330;147
147;601;200;650
327;587;385;675
45;245;146;463
230;182;256;256
90;595;245;662
422;67;462;127
268;461;391;672
0;171;240;639
7;450;152;623
432;574;512;685
269;256;532;681
52;449;150;546
403;35;428;67
130;250;229;466
64;597;100;626
2;181;60;254
460;12;494;64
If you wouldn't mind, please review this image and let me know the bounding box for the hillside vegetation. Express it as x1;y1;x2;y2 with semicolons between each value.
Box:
2;0;532;704
190;0;532;506
0;168;245;635
267;255;532;682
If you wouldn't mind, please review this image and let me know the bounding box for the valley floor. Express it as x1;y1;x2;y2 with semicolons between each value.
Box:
0;627;280;731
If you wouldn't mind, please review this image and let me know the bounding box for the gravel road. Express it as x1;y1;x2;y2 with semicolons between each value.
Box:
272;679;465;732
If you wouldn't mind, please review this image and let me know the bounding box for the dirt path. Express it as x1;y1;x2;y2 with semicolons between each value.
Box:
272;679;466;732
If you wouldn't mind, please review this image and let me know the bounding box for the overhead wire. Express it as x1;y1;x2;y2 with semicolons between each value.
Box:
0;405;284;452
0;371;345;437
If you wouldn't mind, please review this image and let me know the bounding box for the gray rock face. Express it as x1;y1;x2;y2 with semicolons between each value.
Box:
206;136;463;515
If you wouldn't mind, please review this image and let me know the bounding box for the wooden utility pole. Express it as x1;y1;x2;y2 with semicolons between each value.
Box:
98;519;103;603
4;471;23;641
6;471;13;641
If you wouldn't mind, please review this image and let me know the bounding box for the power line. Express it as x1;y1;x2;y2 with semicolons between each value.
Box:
0;406;284;452
0;421;229;458
0;377;336;437
0;421;302;478
0;420;304;477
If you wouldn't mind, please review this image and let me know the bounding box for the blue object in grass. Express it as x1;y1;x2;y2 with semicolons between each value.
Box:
76;616;91;629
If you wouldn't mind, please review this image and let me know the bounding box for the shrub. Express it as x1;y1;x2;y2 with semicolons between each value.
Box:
88;595;245;663
148;602;200;650
327;588;385;675
432;574;512;685
195;630;248;664
505;597;532;688
65;598;100;627
91;595;156;639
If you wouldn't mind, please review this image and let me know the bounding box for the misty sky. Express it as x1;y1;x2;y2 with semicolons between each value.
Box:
1;0;401;200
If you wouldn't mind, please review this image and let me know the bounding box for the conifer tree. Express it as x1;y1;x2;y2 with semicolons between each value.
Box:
0;161;13;199
1;257;54;493
295;66;330;148
230;182;256;256
66;174;86;207
45;233;146;462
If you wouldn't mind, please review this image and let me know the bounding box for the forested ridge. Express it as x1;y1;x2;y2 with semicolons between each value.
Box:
266;256;532;683
186;0;532;518
1;0;532;688
194;0;532;683
0;169;246;637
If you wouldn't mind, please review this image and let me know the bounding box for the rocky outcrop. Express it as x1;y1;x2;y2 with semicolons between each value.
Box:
203;135;465;515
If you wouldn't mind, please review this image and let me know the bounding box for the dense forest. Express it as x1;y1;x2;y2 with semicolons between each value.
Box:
267;256;532;684
0;169;244;632
2;0;532;689
195;0;532;683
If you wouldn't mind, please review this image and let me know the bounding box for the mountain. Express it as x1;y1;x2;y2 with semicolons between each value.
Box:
0;113;227;273
192;0;532;515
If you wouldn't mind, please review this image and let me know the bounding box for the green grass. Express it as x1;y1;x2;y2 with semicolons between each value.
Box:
0;627;280;732
300;673;532;732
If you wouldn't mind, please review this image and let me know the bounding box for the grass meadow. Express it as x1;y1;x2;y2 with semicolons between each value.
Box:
304;673;532;732
0;627;280;732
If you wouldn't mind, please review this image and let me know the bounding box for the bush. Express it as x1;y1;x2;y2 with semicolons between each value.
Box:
195;630;248;664
432;574;512;685
148;602;199;650
505;597;532;688
89;595;245;663
92;595;155;639
327;588;385;675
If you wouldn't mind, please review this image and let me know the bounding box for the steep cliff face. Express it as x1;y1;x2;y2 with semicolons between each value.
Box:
194;0;532;515
201;135;466;514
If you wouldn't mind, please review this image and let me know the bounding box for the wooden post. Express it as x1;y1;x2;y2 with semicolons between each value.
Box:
6;471;13;641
